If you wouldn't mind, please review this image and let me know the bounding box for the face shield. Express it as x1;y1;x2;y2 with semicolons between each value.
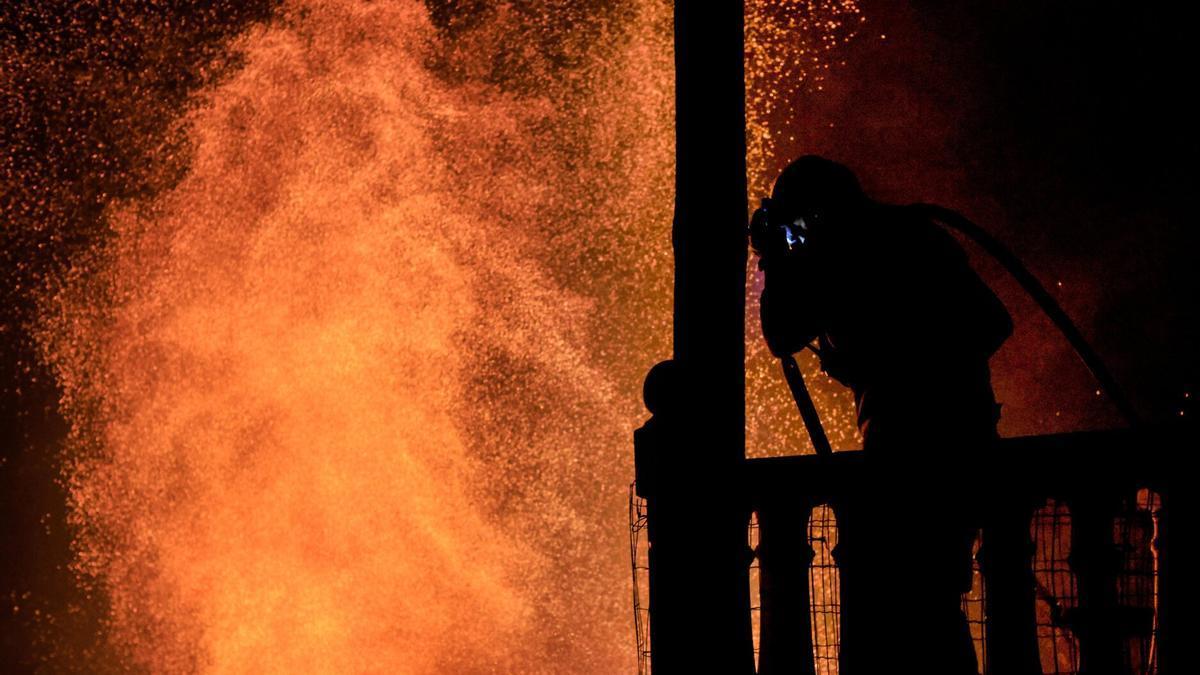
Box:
749;197;813;268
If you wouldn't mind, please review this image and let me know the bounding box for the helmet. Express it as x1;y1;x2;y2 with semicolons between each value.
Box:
770;155;865;220
749;156;865;267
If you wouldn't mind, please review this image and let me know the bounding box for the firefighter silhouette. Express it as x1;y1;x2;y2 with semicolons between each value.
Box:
752;156;1013;673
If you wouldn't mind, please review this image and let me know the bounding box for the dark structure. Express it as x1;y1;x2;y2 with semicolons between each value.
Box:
634;2;1188;673
634;1;753;672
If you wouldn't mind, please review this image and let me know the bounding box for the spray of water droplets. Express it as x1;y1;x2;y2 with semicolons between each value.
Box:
745;0;865;457
23;0;863;670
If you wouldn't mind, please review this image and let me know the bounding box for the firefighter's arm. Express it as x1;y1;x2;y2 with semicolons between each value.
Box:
759;262;822;358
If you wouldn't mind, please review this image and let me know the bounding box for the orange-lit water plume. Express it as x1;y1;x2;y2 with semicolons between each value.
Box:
34;0;866;671
41;1;673;671
745;0;865;457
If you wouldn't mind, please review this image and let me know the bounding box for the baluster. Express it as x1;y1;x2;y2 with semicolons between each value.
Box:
757;500;817;675
829;494;869;675
980;497;1042;674
1067;493;1123;674
1116;490;1159;672
1153;488;1169;675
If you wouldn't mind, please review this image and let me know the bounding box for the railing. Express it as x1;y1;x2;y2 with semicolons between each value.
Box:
633;426;1184;674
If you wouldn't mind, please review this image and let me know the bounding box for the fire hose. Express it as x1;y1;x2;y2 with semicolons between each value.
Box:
778;204;1142;453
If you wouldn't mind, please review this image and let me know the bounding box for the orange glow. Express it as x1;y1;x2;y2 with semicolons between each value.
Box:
745;0;865;457
40;1;674;671
33;0;867;671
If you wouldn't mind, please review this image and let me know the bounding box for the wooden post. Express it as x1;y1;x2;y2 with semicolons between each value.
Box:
644;1;752;673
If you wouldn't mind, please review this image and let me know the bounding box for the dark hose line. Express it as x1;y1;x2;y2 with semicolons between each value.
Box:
912;203;1142;428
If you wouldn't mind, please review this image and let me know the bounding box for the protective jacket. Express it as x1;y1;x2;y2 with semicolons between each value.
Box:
759;203;1012;447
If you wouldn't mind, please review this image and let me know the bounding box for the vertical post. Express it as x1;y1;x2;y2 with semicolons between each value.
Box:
673;6;748;376
829;495;869;675
1068;494;1124;675
757;502;818;675
980;500;1042;675
645;0;752;673
1154;489;1170;675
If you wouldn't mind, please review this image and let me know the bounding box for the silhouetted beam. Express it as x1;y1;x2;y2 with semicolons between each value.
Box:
672;4;747;441
745;428;1177;499
647;1;753;673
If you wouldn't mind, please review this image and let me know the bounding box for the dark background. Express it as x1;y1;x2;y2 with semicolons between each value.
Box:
3;0;1196;668
767;1;1197;438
